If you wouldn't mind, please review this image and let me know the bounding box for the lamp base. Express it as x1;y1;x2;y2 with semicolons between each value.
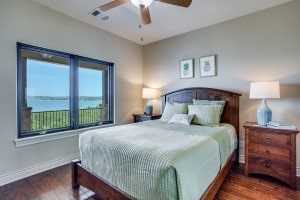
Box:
145;105;153;115
257;99;272;126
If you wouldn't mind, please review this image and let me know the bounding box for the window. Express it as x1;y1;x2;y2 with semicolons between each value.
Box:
17;43;114;138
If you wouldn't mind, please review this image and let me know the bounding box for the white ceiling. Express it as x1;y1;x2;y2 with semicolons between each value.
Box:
32;0;291;45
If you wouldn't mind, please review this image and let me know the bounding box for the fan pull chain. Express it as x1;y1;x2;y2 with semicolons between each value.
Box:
139;24;143;42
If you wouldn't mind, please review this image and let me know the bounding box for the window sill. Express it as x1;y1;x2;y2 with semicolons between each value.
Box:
14;123;116;148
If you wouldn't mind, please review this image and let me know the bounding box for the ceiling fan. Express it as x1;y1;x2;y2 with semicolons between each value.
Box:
98;0;192;25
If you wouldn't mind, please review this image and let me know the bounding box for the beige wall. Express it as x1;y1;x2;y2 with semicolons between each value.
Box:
0;0;142;181
143;1;300;170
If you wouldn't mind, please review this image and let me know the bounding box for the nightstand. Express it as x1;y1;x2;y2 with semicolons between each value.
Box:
132;114;161;123
243;121;299;189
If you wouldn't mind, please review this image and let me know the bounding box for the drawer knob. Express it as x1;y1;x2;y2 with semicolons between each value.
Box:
266;136;270;139
266;150;270;153
262;161;271;168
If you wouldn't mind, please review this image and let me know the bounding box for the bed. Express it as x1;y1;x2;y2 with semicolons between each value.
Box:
72;87;241;200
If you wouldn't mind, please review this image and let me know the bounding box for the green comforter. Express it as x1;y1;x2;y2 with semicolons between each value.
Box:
79;121;236;200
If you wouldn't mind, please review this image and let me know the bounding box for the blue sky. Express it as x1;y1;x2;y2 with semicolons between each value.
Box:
27;59;102;97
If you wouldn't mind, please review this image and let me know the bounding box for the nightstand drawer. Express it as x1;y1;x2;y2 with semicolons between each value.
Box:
138;116;151;122
133;114;162;123
248;131;290;147
248;156;291;184
248;143;290;160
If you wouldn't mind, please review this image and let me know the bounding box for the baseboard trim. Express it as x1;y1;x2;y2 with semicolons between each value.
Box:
0;153;80;186
239;154;245;163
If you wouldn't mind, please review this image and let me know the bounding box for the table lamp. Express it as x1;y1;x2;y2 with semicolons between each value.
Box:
142;88;157;115
249;81;280;126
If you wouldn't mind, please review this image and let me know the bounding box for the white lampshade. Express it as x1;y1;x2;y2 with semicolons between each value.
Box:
131;0;153;7
142;88;157;99
250;81;280;126
249;81;280;99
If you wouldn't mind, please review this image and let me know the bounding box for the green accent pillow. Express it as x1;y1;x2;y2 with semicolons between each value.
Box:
188;104;222;126
160;102;188;122
192;99;226;117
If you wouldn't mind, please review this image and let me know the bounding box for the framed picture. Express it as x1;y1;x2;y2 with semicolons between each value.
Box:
200;55;216;77
180;59;194;79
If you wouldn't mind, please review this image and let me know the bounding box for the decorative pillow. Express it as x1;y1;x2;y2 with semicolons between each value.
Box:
168;114;195;125
193;99;226;117
160;102;188;122
188;104;222;126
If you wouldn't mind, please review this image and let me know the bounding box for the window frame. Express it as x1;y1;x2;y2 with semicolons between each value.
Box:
17;43;114;138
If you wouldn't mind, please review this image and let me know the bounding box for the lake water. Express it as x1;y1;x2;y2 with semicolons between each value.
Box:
27;99;102;112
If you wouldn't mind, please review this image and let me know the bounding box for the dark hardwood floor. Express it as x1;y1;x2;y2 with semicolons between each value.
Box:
0;164;299;200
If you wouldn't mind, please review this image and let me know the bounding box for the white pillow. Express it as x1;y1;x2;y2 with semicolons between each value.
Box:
168;114;195;125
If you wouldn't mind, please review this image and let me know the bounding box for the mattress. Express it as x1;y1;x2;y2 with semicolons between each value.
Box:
79;120;237;200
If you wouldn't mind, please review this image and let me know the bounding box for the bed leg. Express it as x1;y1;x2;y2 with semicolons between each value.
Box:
72;159;80;189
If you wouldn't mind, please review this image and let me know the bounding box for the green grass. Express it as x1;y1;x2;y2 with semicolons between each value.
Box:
31;107;103;131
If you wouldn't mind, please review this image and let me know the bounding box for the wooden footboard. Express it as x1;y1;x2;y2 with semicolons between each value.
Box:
72;150;236;200
71;159;133;200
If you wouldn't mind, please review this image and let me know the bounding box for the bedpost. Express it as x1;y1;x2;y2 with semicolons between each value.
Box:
72;159;80;189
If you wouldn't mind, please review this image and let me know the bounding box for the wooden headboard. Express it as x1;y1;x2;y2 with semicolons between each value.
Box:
161;87;241;136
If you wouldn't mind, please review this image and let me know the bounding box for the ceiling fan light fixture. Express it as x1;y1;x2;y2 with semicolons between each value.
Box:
131;0;153;8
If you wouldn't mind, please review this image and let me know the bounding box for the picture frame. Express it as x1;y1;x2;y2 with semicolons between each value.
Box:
200;55;216;77
180;59;194;79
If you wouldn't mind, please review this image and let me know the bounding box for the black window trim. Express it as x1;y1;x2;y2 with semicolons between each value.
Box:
17;42;114;138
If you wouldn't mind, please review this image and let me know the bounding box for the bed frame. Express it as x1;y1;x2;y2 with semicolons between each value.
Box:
72;87;241;200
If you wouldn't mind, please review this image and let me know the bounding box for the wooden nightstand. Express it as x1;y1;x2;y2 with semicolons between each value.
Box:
243;121;299;189
132;114;161;123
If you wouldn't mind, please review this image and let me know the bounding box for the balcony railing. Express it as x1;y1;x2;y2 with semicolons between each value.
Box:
30;107;104;132
79;107;102;125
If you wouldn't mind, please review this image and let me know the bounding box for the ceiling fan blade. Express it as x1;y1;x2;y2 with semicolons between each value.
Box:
99;0;129;11
157;0;192;7
140;7;151;25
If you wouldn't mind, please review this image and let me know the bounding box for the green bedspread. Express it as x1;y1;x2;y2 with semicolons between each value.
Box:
140;121;237;167
79;121;236;200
